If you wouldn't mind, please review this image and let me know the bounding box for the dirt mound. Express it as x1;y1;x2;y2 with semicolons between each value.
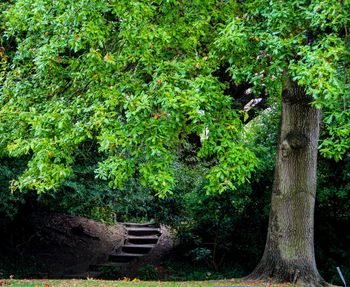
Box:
0;212;125;278
0;212;178;280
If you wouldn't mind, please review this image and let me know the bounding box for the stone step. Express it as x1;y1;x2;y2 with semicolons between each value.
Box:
125;227;161;236
121;244;154;254
109;252;144;263
127;235;159;244
122;222;158;228
80;222;163;277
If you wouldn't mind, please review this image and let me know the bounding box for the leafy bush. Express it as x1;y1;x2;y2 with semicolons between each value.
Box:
0;157;29;224
189;248;212;264
315;154;350;285
137;264;159;280
0;256;45;279
97;265;122;279
163;261;244;281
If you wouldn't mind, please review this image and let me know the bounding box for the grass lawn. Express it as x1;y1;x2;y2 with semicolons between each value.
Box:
0;279;297;287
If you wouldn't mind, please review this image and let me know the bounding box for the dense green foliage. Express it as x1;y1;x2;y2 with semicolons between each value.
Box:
0;157;27;221
316;154;350;283
1;0;348;196
214;0;349;159
0;0;349;198
0;0;258;196
0;0;349;283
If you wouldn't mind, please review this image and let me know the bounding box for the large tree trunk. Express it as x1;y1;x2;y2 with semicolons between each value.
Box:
247;81;326;286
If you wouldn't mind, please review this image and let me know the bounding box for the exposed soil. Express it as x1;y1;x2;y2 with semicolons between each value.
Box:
0;212;125;278
0;211;178;280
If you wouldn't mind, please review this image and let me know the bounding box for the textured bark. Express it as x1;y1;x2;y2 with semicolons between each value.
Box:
247;81;326;286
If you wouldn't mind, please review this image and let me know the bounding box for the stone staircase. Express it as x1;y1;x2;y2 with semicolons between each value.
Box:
67;222;161;279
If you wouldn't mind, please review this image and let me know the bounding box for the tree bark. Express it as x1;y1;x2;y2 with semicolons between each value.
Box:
247;81;326;286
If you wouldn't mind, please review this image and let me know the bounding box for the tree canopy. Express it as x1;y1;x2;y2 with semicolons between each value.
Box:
215;0;349;158
0;1;349;198
1;0;258;196
0;0;349;194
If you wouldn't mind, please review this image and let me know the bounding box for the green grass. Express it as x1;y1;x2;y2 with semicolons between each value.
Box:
0;279;296;287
